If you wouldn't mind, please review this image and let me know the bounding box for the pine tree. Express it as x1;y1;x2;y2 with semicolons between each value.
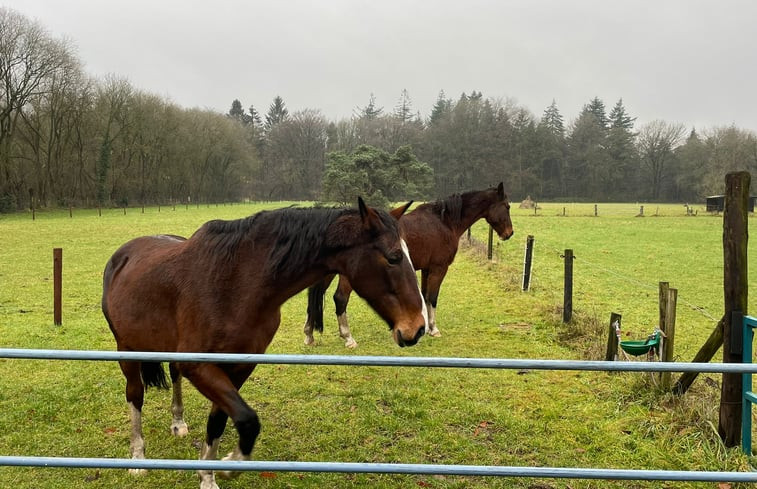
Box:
394;89;414;123
264;95;288;131
584;96;609;129
228;99;244;120
429;90;451;126
355;93;383;120
540;99;564;137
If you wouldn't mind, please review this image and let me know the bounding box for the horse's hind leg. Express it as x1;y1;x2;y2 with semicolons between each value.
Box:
169;363;189;437
334;277;357;348
120;361;148;475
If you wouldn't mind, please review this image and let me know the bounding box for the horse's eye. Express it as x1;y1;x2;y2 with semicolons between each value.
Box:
387;251;403;265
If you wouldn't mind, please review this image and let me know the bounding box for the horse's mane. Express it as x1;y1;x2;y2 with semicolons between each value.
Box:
195;206;397;279
420;193;463;225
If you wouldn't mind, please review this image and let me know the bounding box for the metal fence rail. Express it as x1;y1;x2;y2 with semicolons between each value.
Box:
1;348;756;373
0;456;755;482
0;347;753;482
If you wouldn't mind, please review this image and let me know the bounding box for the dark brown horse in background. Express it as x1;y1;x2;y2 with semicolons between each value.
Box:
102;199;426;489
304;182;513;348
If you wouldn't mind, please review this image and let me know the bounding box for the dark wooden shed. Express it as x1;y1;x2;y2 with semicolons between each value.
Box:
706;195;755;212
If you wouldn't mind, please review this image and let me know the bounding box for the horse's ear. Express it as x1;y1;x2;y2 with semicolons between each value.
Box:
497;182;505;200
390;201;413;220
357;196;381;231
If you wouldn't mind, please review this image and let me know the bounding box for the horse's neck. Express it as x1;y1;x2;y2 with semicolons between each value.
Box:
451;197;491;237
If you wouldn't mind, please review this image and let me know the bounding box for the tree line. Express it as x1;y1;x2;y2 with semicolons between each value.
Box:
2;7;756;213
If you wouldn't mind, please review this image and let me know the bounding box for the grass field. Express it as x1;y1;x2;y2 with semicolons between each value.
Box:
0;200;755;488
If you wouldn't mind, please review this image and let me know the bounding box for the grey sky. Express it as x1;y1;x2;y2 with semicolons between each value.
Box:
7;0;757;132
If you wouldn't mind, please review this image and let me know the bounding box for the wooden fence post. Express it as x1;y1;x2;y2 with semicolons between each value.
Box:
719;171;750;447
563;249;574;323
53;248;62;326
660;287;677;389
522;235;534;291
605;312;621;362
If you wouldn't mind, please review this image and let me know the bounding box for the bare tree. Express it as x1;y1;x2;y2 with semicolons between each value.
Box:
637;120;686;200
0;7;72;206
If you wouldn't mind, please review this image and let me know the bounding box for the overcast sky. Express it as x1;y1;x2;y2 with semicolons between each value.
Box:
6;0;757;132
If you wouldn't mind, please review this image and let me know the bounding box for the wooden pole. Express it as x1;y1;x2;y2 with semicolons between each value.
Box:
605;312;621;362
719;171;750;447
673;315;725;395
660;287;677;390
53;248;62;326
487;225;493;260
594;204;598;217
522;235;534;291
563;249;574;323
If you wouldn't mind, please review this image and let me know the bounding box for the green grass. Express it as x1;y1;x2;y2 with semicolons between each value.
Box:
0;201;755;488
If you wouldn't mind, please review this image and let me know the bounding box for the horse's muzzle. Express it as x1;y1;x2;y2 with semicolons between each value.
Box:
395;323;426;348
499;229;514;241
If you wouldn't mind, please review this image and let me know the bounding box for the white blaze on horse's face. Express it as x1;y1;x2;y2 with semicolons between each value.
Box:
400;238;428;332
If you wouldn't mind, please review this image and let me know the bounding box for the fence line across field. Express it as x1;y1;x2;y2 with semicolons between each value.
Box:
1;348;756;373
1;347;754;483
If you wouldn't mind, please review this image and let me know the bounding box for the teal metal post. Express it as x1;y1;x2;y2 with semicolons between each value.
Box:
742;315;757;455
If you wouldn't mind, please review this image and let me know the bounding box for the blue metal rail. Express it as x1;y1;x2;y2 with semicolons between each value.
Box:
2;348;757;373
1;348;756;480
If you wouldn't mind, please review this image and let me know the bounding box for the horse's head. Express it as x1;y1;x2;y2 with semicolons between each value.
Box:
486;182;514;241
327;198;426;347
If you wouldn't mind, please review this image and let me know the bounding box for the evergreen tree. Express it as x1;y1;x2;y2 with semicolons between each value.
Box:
606;98;638;199
540;99;564;137
248;104;263;127
264;95;288;131
429;90;451;126
394;89;414;123
355;93;383;120
584;96;609;129
228;99;244;120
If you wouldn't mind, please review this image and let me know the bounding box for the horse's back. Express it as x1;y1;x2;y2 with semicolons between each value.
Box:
103;235;187;351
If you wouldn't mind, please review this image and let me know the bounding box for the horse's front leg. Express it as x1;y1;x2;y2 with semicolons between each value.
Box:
169;364;189;437
334;277;356;348
188;364;260;489
425;267;448;337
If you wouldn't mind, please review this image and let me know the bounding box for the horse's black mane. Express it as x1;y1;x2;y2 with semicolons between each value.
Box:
419;187;500;225
196;206;397;279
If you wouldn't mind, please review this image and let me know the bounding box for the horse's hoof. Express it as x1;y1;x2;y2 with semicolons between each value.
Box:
128;468;148;476
344;338;358;348
171;421;189;437
304;336;315;346
429;328;442;337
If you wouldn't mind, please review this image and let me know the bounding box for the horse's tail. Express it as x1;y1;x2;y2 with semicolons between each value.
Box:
307;275;333;334
141;362;170;390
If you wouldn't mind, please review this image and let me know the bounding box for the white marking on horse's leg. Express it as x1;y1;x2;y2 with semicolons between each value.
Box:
217;445;250;480
170;377;189;437
427;304;441;337
337;313;357;348
198;439;220;489
400;239;428;331
303;318;315;346
128;402;147;475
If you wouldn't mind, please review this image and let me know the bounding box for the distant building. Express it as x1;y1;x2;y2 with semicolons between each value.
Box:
706;195;755;212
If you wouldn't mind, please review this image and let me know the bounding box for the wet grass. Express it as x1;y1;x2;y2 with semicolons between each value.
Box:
0;201;755;488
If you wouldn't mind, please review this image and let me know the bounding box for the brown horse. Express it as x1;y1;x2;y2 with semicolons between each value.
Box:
102;199;426;489
304;183;513;348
